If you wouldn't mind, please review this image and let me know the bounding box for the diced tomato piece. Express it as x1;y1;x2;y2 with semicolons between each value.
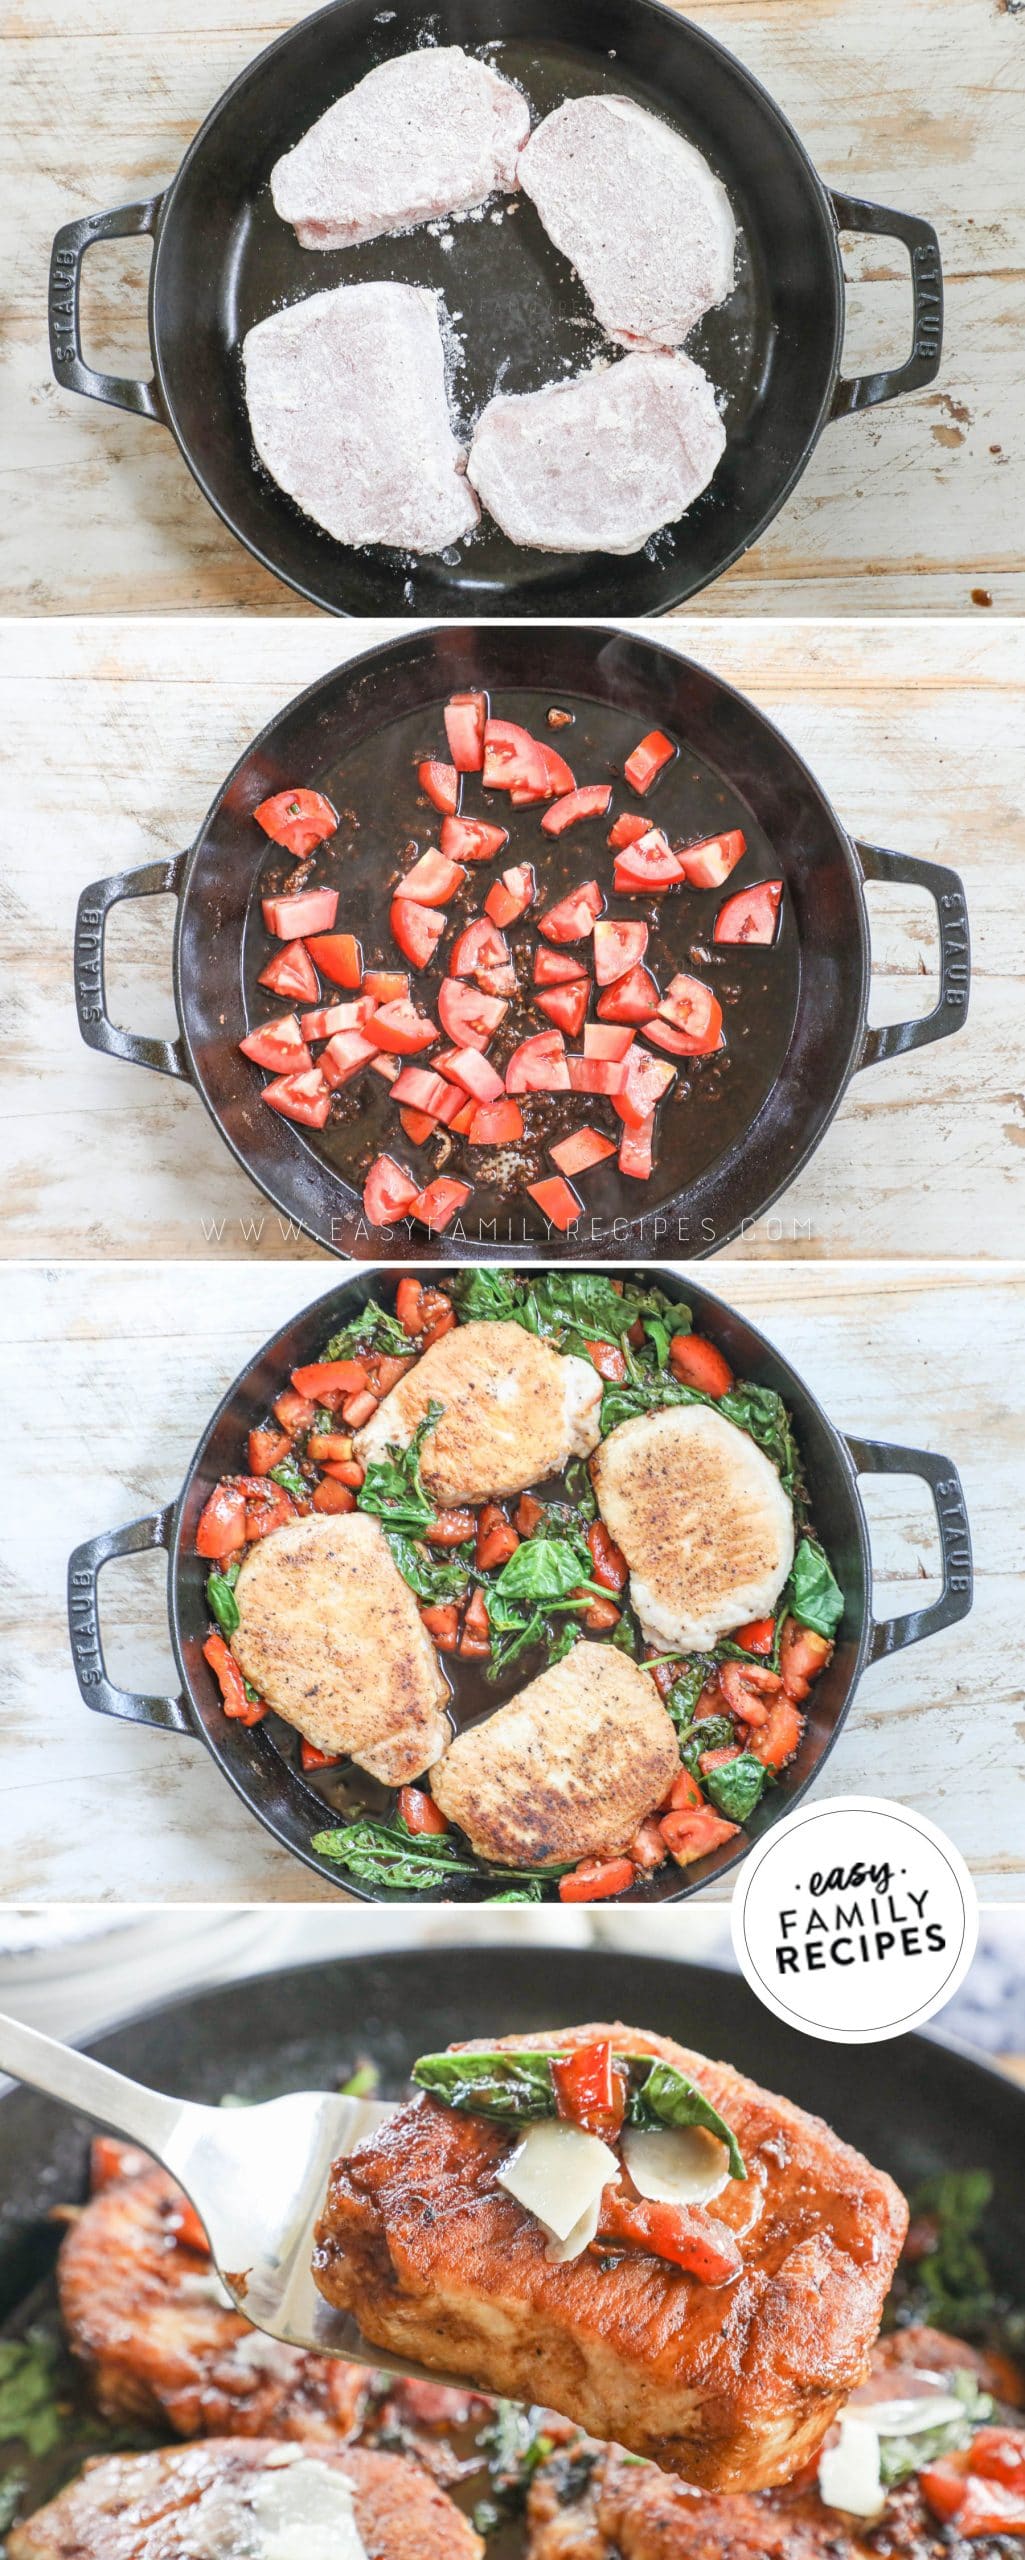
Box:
596;962;661;1025
943;2476;1025;2537
273;1388;314;1432
247;1427;290;1476
482;718;549;796
440;816;510;863
262;888;339;939
418;758;460;815
367;999;438;1055
656;972;723;1050
485;863;536;927
588;1520;628;1588
253;787;338;858
425;1506;476;1547
458;1585;492;1659
664;1768;705;1811
630;1816;669;1871
624;729;675;796
370;1053;399;1082
411;1178;472;1231
567;1056;627;1096
239;1013;312;1076
967;2432;1025;2496
306;1431;356;1462
700;1746;743;1776
291;1359;367;1401
389;897;447;971
303;931;362;988
475;1502;519;1572
300;1738;344;1769
391;1066;452;1115
559;1857;635;1903
320;1030;377;1087
319;1458;365;1489
395;1280;454;1339
550;1127;617;1178
714;881;784;945
434;1082;472;1129
443;691;487;772
583;1023;634;1062
258;940;320;1003
614;1048;675;1129
260;1066;332;1127
196;1481;247;1559
400;848;466;904
780;1620;833;1701
608;812;649;849
536;742;577;797
660;1809;740;1867
202;1631;266;1724
300;1000;375;1041
919;2461;971;2524
537;979;590;1039
644;1012;724;1058
598;2190;741;2284
342;1389;378;1428
676;829;746;890
515;1492;545;1534
613;830;689;894
419;1601;461;1650
539;784;612;836
538;879;604;942
718;1660;782;1728
398;1784;451;1835
312;1475;356;1513
736;1617;775;1655
618;1111;655;1179
362;969;408;1005
362;1155;420;1226
552;2040;627;2138
468;1099;525;1145
533;945;588;987
443;1048;505;1104
669;1332;734;1396
752;1696;804;1770
450;917;511;979
527;1174;581;1231
505;1029;571;1093
437;978;507;1051
399;1106;437;1143
593;919;649;985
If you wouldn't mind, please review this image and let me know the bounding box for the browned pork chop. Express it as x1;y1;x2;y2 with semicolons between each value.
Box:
429;1644;680;1867
271;47;530;250
466;354;725;553
312;2021;907;2491
230;1509;450;1778
7;2439;482;2560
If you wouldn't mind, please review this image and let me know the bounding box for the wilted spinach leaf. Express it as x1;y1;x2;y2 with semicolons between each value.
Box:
384;1532;470;1606
704;1752;772;1824
324;1304;412;1359
357;1403;441;1537
790;1538;844;1637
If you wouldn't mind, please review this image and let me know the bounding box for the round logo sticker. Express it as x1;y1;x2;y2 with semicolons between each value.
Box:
730;1796;978;2043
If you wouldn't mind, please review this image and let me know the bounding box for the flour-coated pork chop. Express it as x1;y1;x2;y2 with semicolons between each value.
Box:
590;1403;795;1652
271;46;530;250
466;353;725;553
7;2439;482;2560
354;1320;602;1503
243;282;479;553
313;2020;907;2489
429;1644;679;1865
230;1511;450;1778
518;95;736;349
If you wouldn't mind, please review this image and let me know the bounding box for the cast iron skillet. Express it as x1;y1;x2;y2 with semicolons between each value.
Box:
47;0;943;617
72;625;971;1264
66;1261;973;1903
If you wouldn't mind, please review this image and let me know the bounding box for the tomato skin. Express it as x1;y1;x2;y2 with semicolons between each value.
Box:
623;731;675;796
303;932;362;988
300;1738;344;1769
437;978;508;1052
515;1492;545;1535
248;1427;290;1476
363;1155;420;1227
443;692;487;773
559;1857;636;1903
540;785;612;836
418;758;460;815
258;940;320;1003
538;879;604;943
468;1099;525;1146
613;831;689;893
596;962;661;1026
368;998;439;1055
593;919;649;986
391;1066;453;1118
527;1174;581;1232
262;888;339;940
551;2040;627;2138
657;974;723;1047
253;787;338;858
966;2433;1025;2496
663;1768;705;1812
644;1012;723;1059
443;1048;505;1105
400;849;466;904
419;1602;461;1651
440;816;509;863
260;1067;332;1128
301;1000;375;1041
196;1482;247;1559
587;1519;628;1588
669;1332;734;1397
459;1586;492;1657
566;1057;627;1097
395;1278;454;1338
736;1617;775;1655
780;1622;833;1697
321;1031;378;1088
550;1127;617;1178
598;2191;740;2284
608;812;649;848
536;979;590;1039
291;1358;366;1401
618;1111;655;1179
753;1697;804;1770
313;1476;356;1513
450;917;512;980
475;1503;519;1572
534;742;577;798
485;863;535;927
412;1178;472;1231
202;1632;267;1724
676;829;746;890
506;1030;571;1094
614;1048;675;1128
398;1785;450;1835
389;896;447;972
660;1809;740;1866
239;1478;296;1541
584;1339;628;1384
714;881;784;945
482;718;549;796
718;1660;782;1727
630;1816;669;1870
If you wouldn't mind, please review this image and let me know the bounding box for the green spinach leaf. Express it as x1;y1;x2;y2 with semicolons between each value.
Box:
206;1567;240;1636
324;1305;412;1360
628;2061;746;2178
384;1532;470;1606
356;1404;442;1537
677;1713;736;1775
0;2330;62;2458
412;2049;744;2176
269;1457;308;1504
704;1752;772;1823
790;1537;844;1637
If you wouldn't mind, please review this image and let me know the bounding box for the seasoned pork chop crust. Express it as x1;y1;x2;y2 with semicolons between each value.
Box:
230;1510;450;1779
591;1403;794;1653
518;95;736;348
7;2439;482;2560
429;1644;680;1865
271;46;530;250
313;2022;907;2490
58;2160;366;2443
466;353;725;554
354;1321;602;1504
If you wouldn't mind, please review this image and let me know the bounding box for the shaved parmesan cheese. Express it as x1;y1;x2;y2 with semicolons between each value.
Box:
865;2393;967;2436
545;2189;605;2264
497;2119;619;2254
622;2124;730;2206
818;2418;884;2519
249;2458;368;2559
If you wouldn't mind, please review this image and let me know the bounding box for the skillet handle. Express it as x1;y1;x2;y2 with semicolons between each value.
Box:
68;1510;192;1735
49;198;167;419
854;844;970;1067
75;856;190;1079
827;193;943;416
844;1440;973;1661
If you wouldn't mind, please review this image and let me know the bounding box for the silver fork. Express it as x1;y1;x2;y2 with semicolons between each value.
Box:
0;2012;450;2387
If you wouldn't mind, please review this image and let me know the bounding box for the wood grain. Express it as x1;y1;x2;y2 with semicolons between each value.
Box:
1;1258;1019;1903
3;0;1021;615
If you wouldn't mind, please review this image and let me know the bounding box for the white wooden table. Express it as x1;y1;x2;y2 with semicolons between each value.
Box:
2;0;1021;616
1;1258;1020;1903
1;616;1021;1264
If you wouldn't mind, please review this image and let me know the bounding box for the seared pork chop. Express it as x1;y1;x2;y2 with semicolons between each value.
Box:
8;2440;482;2560
354;1319;602;1503
591;1402;794;1652
271;46;530;250
313;2020;907;2489
466;353;725;553
243;282;479;553
230;1511;450;1778
429;1644;679;1866
518;95;736;349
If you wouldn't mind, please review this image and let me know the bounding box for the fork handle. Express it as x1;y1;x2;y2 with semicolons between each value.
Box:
0;2011;180;2156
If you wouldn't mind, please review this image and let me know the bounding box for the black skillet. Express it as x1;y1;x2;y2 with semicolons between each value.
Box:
66;1261;973;1903
72;625;971;1264
47;0;943;617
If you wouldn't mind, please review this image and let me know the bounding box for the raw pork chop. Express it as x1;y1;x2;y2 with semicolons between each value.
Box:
243;282;479;553
518;94;736;348
467;352;725;554
271;46;531;250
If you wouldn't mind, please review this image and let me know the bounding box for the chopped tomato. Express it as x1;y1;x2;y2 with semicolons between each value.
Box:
752;1697;804;1770
247;1426;290;1476
533;945;588;988
559;1857;636;1903
273;1388;314;1433
549;1127;616;1179
485;863;536;927
440;816;509;863
660;1808;740;1867
468;1099;525;1145
196;1482;247;1559
644;1012;723;1059
258;940;320;1003
669;1332;734;1396
443;1048;505;1104
368;998;439;1055
482;717;549;796
663;1768;705;1812
260;1066;332;1128
630;1817;669;1870
303;931;362;988
310;1475;354;1514
412;1178;472;1231
966;2432;1025;2495
449;918;510;981
944;2475;1025;2536
253;787;338;858
718;1660;782;1729
370;1057;398;1087
540;784;612;835
596;962;661;1025
362;968;409;1005
261;888;339;940
584;1339;628;1384
300;1739;344;1769
608;812;649;849
618;1113;653;1179
459;1586;492;1658
364;1353;414;1397
341;1389;377;1429
676;830;746;890
657;974;723;1048
300;1000;375;1041
395;1278;453;1339
202;1632;266;1724
623;730;675;795
239;1013;312;1075
418;758;460;815
593;918;649;986
362;1155;420;1226
613;830;689;894
443;691;487;772
419;1602;460;1650
475;1502;519;1571
736;1617;775;1655
583;1024;634;1062
536;979;590;1039
398;1785;451;1835
527;1174;581;1231
291;1359;366;1401
401;848;466;904
239;1477;296;1540
714;881;784;945
388;896;446;972
505;1029;571;1093
306;1432;355;1462
321;1030;378;1088
577;1591;621;1632
437;978;507;1051
780;1619;833;1700
535;741;577;797
551;2040;627;2138
588;1520;628;1588
567;1056;627;1096
614;1048;675;1128
700;1746;743;1776
538;879;604;942
391;1066;451;1117
515;1492;545;1535
598;2191;741;2284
